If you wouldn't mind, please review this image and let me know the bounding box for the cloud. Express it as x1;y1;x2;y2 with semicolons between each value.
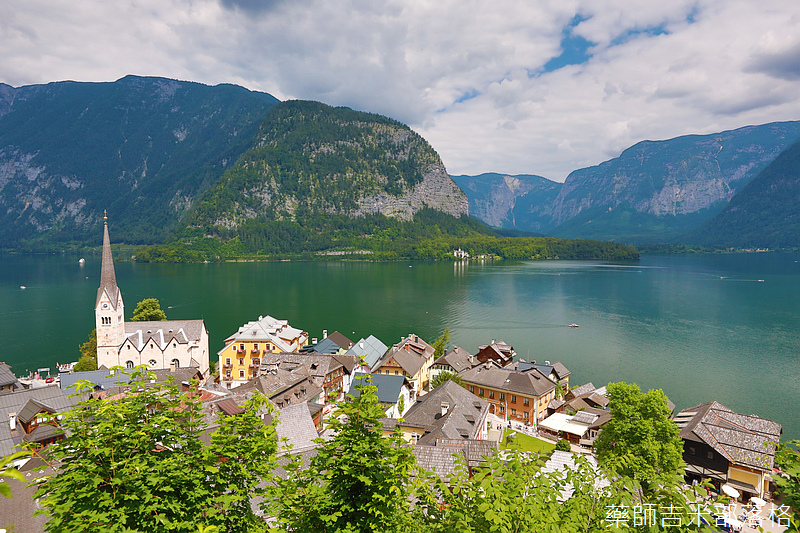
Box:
2;0;800;180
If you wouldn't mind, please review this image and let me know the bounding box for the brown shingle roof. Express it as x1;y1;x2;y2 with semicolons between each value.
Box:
461;363;556;398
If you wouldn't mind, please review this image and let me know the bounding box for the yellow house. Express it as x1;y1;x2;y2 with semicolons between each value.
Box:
371;334;436;393
218;315;308;388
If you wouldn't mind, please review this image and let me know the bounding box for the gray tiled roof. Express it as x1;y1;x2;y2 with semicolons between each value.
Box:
123;320;205;351
0;363;21;390
275;403;320;455
414;439;497;480
0;387;77;456
346;335;389;369
349;374;406;404
675;401;782;472
568;382;596;398
433;346;477;373
461;363;556;398
402;381;489;443
373;334;434;377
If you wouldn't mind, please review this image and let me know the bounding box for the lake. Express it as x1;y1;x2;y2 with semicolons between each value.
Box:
1;252;798;439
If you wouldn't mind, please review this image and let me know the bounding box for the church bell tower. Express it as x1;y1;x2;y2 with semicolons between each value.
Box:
95;212;125;367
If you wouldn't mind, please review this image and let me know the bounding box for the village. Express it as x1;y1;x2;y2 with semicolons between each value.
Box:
0;222;792;532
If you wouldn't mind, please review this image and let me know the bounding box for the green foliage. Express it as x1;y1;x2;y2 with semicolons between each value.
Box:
555;439;572;452
74;329;97;372
130;298;168;322
775;440;800;529
430;371;462;390
275;379;418;533
431;328;450;358
0;450;28;499
30;368;278;533
594;382;684;493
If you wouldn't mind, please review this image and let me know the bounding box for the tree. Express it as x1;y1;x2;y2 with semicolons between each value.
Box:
431;328;450;359
131;298;168;322
774;440;800;531
594;382;684;492
275;379;418;533
30;368;278;532
555;439;572;452
73;329;97;372
430;371;462;389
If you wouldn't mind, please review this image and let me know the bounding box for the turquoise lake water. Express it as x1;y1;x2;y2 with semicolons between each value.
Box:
1;252;797;439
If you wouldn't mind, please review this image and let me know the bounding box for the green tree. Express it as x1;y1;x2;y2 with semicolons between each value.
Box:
275;379;418;533
774;440;800;531
594;382;684;493
431;328;450;359
73;329;97;372
30;368;278;533
130;298;168;322
0;450;28;498
555;439;572;452
430;371;462;390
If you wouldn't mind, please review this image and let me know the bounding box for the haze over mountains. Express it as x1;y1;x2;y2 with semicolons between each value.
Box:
0;75;798;251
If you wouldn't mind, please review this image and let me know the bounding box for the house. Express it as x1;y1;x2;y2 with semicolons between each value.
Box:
474;339;516;367
349;374;413;418
217;315;309;388
514;360;571;389
538;408;611;448
381;380;491;445
429;346;479;383
235;369;323;408
95;217;210;375
345;335;388;371
0;386;78;456
674;401;782;500
371;333;436;392
460;361;557;425
0;363;21;393
258;353;349;403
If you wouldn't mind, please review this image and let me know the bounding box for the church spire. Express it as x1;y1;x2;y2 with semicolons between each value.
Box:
96;211;120;309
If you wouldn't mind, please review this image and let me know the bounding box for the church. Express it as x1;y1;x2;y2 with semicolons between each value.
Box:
95;216;210;376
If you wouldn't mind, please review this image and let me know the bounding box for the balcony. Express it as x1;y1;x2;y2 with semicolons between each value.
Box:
251;348;260;354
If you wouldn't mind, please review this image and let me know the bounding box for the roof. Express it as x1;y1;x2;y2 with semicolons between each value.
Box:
539;413;591;437
568;382;596;398
305;337;341;354
349;374;407;404
414;439;497;480
0;363;21;390
460;363;557;398
674;401;782;472
123;320;206;352
346;335;389;369
0;387;77;456
372;334;434;377
216;398;245;416
540;451;610;501
17;398;56;424
433;346;477;373
326;331;354;351
400;380;489;442
96;220;121;310
275;403;320;455
220;315;308;353
259;353;344;379
235;370;323;406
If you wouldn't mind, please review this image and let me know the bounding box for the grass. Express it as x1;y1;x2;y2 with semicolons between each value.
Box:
499;430;556;454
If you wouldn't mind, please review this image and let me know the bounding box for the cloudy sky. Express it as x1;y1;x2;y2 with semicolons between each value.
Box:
3;0;800;180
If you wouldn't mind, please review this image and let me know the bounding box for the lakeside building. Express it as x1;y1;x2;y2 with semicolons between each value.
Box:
95;217;210;375
217;315;309;388
674;401;782;501
460;360;557;425
371;333;436;393
429;346;481;384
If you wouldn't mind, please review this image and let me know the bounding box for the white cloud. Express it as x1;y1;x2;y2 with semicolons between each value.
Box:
2;0;800;181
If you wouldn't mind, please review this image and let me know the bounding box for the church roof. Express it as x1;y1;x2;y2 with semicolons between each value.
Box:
122;320;206;352
96;219;121;310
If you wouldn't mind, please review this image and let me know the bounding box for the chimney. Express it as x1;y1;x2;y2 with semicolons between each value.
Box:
468;354;474;364
485;360;491;369
545;360;551;366
441;402;449;417
312;338;318;344
323;330;328;339
9;412;16;432
359;341;364;349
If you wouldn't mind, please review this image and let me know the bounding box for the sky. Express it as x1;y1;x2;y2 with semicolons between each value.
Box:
3;1;800;181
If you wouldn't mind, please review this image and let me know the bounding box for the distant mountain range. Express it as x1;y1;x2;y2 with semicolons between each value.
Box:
455;122;800;245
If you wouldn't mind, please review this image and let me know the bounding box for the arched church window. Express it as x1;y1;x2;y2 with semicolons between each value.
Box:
171;359;180;368
149;360;157;367
126;361;134;369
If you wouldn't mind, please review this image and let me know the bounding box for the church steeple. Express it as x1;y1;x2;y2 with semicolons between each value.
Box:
95;211;125;367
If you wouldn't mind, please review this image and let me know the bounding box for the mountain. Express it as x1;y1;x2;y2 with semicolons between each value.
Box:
685;139;800;248
450;173;560;232
455;121;800;243
187;100;467;238
0;75;279;247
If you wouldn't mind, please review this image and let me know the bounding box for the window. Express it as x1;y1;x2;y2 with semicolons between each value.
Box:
149;360;156;367
171;359;180;368
511;409;516;416
395;371;399;375
523;397;530;406
510;395;517;403
499;393;505;401
688;446;696;456
225;358;231;365
239;370;245;378
489;390;494;399
239;358;244;366
226;371;231;378
707;451;713;460
479;388;484;397
469;386;474;393
126;361;134;369
253;343;259;351
499;405;505;413
523;411;529;419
